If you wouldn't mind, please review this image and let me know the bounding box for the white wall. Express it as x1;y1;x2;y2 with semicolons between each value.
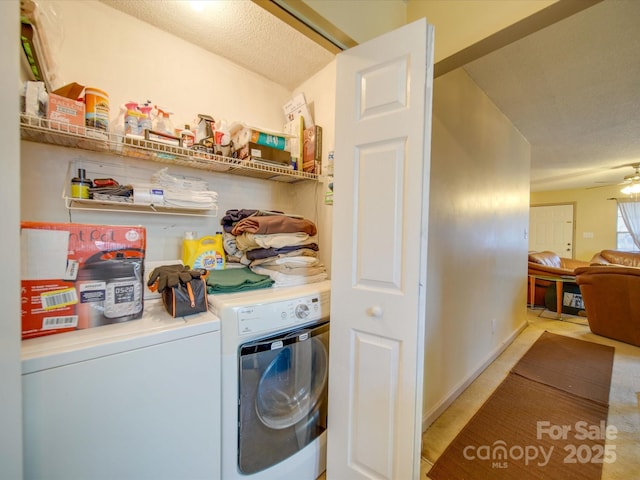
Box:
301;1;557;63
47;0;292;132
304;0;407;44
21;0;331;268
0;1;23;478
408;0;556;62
290;62;337;278
422;68;530;425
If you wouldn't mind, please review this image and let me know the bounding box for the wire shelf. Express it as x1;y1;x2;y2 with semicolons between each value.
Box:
20;115;317;184
63;197;219;217
62;158;219;218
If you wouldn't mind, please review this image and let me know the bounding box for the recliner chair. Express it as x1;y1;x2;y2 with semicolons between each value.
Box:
590;249;640;267
575;265;640;347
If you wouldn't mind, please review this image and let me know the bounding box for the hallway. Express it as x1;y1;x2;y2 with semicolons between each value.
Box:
421;309;640;479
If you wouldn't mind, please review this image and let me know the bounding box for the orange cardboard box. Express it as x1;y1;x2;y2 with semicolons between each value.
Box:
21;222;146;340
47;93;85;134
53;82;85;100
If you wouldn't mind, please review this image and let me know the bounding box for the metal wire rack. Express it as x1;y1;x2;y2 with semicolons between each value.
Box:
20;115;318;184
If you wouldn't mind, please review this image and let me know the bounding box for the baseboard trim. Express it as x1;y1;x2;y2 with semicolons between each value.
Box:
421;320;528;431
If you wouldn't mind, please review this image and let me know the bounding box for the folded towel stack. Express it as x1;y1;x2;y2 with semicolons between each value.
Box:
206;266;274;294
220;208;327;288
150;167;218;209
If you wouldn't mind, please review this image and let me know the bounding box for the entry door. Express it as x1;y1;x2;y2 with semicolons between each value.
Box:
529;204;574;256
328;19;434;480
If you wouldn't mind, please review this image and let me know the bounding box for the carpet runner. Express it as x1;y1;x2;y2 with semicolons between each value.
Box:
428;331;615;480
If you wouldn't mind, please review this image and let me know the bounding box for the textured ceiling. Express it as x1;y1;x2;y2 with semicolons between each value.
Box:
100;0;640;193
464;0;640;192
99;0;335;91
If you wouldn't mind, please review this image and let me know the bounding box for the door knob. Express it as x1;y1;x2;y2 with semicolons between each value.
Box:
366;306;383;317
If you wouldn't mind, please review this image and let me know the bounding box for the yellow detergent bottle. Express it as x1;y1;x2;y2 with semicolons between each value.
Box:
183;232;225;270
182;231;198;267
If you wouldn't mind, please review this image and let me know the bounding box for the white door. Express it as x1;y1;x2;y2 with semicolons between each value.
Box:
529;204;574;256
328;19;434;480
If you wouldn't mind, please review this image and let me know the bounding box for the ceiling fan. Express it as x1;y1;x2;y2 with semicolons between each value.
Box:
620;163;640;195
621;163;640;183
588;162;640;190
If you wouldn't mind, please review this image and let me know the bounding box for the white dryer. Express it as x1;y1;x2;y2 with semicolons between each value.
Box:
209;280;331;480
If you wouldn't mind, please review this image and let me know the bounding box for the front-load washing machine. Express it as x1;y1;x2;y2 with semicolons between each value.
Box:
209;280;331;480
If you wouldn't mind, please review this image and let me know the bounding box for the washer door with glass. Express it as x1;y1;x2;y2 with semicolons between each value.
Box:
238;321;329;474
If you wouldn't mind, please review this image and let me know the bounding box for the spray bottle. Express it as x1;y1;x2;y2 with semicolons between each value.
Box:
180;124;195;148
138;102;153;134
124;101;139;136
154;107;175;136
110;104;127;146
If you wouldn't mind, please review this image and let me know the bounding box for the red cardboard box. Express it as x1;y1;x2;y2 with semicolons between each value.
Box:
21;222;146;339
47;92;86;134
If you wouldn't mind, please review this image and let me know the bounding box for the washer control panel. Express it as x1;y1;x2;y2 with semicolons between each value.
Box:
295;303;310;319
236;289;330;335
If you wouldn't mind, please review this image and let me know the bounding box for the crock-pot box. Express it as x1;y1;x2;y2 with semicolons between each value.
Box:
20;222;146;339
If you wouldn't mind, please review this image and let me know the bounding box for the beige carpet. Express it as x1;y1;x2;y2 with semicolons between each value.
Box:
422;310;640;480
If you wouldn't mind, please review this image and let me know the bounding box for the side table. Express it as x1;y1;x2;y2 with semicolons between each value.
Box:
528;274;577;319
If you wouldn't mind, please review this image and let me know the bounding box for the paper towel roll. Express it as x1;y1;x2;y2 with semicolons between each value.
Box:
133;184;164;205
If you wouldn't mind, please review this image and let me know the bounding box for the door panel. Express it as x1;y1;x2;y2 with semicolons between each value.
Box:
356;141;404;288
359;58;408;117
328;18;434;480
349;331;400;478
529;204;574;256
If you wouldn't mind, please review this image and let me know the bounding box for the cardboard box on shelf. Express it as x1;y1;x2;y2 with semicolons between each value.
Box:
283;92;314;128
53;82;85;100
231;123;288;151
234;142;292;166
20;222;146;340
47;93;85;134
283;93;313;171
303;125;322;173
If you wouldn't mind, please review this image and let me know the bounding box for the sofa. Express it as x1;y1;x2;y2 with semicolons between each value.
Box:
575;265;640;346
527;251;590;307
528;250;590;277
590;249;640;267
